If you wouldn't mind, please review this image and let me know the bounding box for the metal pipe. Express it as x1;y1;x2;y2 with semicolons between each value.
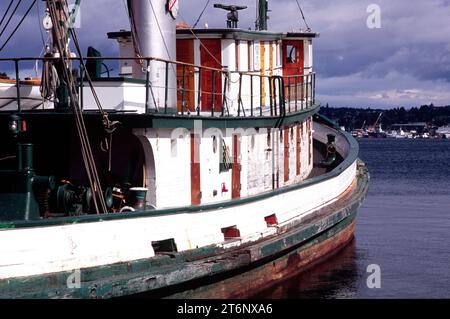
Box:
164;61;169;113
145;59;150;113
14;59;21;112
250;74;254;117
260;75;263;116
294;76;298;112
79;59;84;111
287;77;291;113
305;74;309;108
211;70;216;116
197;67;202;115
181;64;186;115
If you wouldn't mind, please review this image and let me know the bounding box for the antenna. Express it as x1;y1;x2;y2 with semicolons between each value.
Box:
256;0;269;31
213;4;248;29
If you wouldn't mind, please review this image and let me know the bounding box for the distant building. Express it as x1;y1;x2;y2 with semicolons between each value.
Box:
391;122;428;134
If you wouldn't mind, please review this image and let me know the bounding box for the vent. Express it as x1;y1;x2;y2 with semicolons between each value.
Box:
265;214;278;226
151;238;178;253
221;226;241;240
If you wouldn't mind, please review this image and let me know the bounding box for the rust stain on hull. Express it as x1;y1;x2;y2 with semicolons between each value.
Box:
170;219;357;299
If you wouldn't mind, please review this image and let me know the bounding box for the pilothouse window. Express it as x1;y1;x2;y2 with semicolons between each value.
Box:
286;45;297;64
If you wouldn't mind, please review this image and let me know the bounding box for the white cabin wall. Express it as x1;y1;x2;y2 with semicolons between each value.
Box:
140;129;191;208
200;133;233;204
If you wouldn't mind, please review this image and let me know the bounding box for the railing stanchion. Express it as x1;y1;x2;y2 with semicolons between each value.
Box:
260;76;263;117
269;77;273;116
197;67;201;116
80;58;84;111
294;76;298;112
14;59;21;112
181;64;186;115
222;74;227;117
287;77;291;113
273;77;277;117
145;59;150;113
164;61;169;113
305;74;309;109
211;70;215;117
250;74;254;117
313;73;316;105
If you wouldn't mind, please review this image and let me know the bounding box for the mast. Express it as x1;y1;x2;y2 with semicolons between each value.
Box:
127;0;177;112
256;0;269;31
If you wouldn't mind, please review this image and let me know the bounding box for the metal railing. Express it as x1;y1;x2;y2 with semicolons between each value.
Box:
0;56;316;117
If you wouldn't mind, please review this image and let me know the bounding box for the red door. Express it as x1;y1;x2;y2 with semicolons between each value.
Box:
232;135;241;199
282;40;304;101
284;127;290;183
177;39;195;112
200;39;222;112
282;40;304;76
191;134;201;205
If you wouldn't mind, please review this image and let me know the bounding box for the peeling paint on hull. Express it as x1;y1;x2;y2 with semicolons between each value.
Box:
0;166;368;299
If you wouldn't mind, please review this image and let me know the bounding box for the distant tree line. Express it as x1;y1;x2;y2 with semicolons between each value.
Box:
319;104;450;131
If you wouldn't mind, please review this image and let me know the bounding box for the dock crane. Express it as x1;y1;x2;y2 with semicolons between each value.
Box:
368;112;383;133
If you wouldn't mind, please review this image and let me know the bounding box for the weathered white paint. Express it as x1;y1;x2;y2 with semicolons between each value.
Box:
0;155;356;280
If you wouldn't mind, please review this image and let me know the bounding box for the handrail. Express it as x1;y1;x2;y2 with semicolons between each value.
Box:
0;56;316;118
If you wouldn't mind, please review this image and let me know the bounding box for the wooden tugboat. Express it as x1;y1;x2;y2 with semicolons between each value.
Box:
0;0;369;298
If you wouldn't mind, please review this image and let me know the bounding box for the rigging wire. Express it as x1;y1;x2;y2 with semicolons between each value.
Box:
294;0;311;31
36;0;46;47
0;0;15;29
0;0;22;39
178;12;223;68
192;0;211;29
46;0;108;214
0;0;37;52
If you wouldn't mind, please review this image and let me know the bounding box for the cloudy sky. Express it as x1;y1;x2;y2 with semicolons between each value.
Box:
1;0;450;108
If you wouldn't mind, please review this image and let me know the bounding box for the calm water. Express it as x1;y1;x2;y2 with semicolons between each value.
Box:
256;138;450;299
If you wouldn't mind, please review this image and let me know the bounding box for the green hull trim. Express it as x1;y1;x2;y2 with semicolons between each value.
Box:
0;166;369;299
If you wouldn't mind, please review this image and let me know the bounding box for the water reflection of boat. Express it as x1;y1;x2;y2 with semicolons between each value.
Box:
252;238;358;299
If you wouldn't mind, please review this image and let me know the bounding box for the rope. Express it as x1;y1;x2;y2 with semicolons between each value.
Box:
36;0;46;47
178;12;223;68
0;0;37;52
0;1;15;29
295;0;311;31
46;0;108;214
192;0;211;29
0;0;21;38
